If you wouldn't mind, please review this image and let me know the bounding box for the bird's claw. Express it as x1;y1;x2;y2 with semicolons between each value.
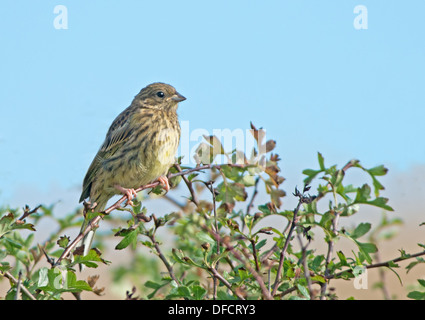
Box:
158;176;170;192
115;185;137;206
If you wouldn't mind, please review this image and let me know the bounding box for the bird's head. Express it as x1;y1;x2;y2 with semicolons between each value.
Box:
135;82;186;112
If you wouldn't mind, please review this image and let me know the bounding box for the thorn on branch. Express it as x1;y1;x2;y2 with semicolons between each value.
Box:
18;204;42;222
40;245;55;267
293;185;316;204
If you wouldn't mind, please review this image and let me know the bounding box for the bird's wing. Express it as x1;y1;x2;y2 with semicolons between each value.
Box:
79;109;134;202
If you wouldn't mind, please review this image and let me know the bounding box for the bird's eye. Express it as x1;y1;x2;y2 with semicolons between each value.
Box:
156;91;165;98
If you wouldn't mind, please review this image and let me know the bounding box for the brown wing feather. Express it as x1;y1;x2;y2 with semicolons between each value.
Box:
79;107;135;202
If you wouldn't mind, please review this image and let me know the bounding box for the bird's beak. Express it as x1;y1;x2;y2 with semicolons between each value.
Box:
171;92;186;102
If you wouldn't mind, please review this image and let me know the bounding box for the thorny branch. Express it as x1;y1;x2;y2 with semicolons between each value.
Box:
271;185;314;296
54;163;249;266
279;249;425;298
1;271;37;300
205;226;273;300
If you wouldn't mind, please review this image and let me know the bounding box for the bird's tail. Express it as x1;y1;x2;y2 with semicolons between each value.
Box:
78;198;108;271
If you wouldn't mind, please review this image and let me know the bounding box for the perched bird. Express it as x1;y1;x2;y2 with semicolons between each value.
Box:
78;82;185;260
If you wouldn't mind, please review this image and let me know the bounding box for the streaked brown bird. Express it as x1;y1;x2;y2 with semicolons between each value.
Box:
78;82;185;260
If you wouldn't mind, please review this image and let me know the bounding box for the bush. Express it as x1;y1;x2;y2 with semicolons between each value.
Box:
1;123;424;300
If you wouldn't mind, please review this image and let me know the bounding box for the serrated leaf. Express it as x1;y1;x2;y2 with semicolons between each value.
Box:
57;236;70;249
302;169;322;185
355;241;377;264
73;249;110;268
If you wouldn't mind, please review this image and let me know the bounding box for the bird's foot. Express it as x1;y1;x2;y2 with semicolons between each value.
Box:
114;184;137;206
158;176;170;192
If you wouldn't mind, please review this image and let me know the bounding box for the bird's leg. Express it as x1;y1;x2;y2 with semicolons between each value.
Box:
114;184;137;206
158;176;170;192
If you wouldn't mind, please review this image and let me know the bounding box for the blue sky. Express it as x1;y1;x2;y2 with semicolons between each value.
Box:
0;1;424;210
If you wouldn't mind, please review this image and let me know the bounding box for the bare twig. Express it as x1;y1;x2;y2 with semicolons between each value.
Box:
149;232;179;284
40;245;55;268
1;271;37;300
250;238;260;272
163;194;186;209
207;266;245;300
271;186;313;296
246;177;260;216
205;181;220;299
297;233;313;298
260;219;291;263
54;214;103;266
205;226;273;300
55;165;239;266
18;204;41;222
15;271;22;300
174;164;199;206
374;250;391;300
320;209;340;299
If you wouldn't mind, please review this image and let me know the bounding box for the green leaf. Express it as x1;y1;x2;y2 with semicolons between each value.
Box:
418;279;425;288
242;174;256;187
406;257;425;273
387;266;403;286
57;236;70;249
168;285;191;299
310;254;325;271
145;280;170;299
319;211;334;229
366;197;394;211
0;213;15;238
318;152;325;170
238;268;251;281
115;229;138;250
350;223;371;239
248;238;267;251
302;169;322;185
66;271;92;292
310;275;326;283
337;251;349;267
192;285;207;300
73;249;110;268
367;165;388;176
216;290;238;300
354;184;372;203
187;173;199;182
196;232;216;245
355;241;378;264
296;283;310;299
216;182;247;206
407;291;425;300
353;184;393;211
330;169;344;188
38;267;49;287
